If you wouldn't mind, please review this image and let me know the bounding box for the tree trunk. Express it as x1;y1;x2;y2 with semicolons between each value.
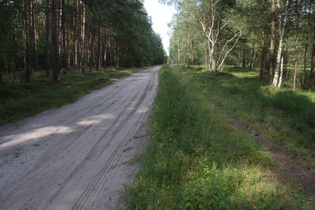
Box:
115;41;119;69
242;48;246;68
66;0;70;69
28;0;37;76
177;38;180;64
45;0;50;77
208;41;215;72
74;0;79;69
205;43;209;71
269;0;276;85
293;0;300;90
61;0;67;72
278;55;284;88
250;43;256;70
81;2;86;73
189;28;194;65
32;0;39;73
302;2;311;89
88;34;93;71
260;3;266;80
96;27;101;71
103;32;108;68
273;0;288;87
187;38;190;67
272;38;284;87
24;0;31;82
51;0;59;82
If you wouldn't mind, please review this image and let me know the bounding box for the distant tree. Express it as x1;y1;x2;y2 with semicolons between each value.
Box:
166;0;242;71
169;10;204;65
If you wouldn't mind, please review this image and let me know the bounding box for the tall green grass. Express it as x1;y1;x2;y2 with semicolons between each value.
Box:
184;66;315;169
125;65;313;209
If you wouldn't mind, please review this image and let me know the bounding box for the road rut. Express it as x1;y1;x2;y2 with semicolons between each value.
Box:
0;66;161;209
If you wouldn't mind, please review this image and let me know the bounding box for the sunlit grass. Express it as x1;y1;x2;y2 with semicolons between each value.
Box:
125;65;313;209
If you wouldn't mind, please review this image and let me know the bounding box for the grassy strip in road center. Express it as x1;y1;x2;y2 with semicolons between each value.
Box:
125;65;313;209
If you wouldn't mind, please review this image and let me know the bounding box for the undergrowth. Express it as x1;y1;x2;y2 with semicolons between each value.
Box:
186;66;315;170
125;65;313;209
0;67;144;125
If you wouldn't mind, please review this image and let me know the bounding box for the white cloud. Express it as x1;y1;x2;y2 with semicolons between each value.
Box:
144;0;175;54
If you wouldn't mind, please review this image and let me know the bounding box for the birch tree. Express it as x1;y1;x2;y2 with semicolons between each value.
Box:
164;0;241;72
272;0;289;88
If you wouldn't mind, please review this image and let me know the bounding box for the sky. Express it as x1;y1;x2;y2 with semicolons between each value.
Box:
143;0;176;54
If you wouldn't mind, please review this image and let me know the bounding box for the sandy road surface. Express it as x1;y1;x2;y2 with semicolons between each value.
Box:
0;66;160;209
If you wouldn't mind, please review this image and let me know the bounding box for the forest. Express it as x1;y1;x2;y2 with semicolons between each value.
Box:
0;0;166;83
166;0;315;90
0;0;315;208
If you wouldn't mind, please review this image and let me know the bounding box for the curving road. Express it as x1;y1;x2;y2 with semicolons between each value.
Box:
0;66;160;209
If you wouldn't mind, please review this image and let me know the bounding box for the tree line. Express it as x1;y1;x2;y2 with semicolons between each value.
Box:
163;0;314;89
0;0;166;82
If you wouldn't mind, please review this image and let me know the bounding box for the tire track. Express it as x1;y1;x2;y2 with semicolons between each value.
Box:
39;70;157;209
41;86;147;209
1;85;142;208
0;66;161;209
72;70;158;209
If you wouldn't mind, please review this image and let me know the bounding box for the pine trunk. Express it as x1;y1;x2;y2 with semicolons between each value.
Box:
45;0;50;77
96;27;101;71
302;3;311;89
51;0;59;82
81;2;86;73
293;0;300;90
74;0;79;69
61;0;67;72
25;0;31;82
260;21;266;80
250;44;256;70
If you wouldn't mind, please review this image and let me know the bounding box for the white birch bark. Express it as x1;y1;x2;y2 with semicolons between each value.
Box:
188;0;240;72
272;0;288;87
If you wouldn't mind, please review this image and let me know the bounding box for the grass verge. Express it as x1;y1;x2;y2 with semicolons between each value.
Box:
185;66;315;171
0;67;146;125
125;65;314;209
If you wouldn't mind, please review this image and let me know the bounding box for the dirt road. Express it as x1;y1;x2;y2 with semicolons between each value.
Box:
0;66;161;209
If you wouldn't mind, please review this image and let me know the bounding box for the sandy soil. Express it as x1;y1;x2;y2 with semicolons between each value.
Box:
0;66;161;209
